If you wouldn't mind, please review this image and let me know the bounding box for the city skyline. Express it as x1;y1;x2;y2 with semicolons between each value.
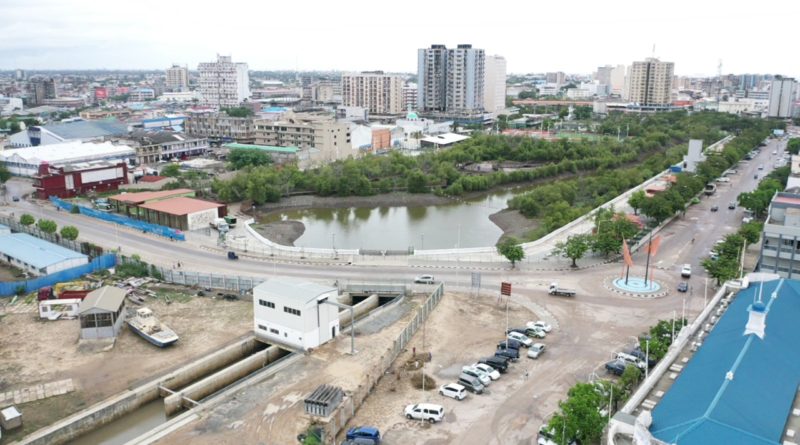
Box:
1;0;799;78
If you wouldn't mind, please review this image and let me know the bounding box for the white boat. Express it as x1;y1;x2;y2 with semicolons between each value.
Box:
126;307;179;347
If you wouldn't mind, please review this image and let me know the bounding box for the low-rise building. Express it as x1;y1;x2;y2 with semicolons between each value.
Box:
0;233;88;276
0;141;135;177
123;130;210;165
33;160;129;199
79;286;127;340
252;277;340;351
185;112;255;144
420;132;470;149
760;191;800;278
8;120;129;148
108;188;196;218
138;196;226;231
254;114;354;162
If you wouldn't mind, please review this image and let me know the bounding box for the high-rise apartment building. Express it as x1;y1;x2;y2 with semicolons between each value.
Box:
417;44;485;113
483;55;507;114
768;77;796;118
546;72;566;85
198;55;250;108
626;58;675;107
610;65;626;96
341;71;404;115
595;66;613;86
166;64;189;91
402;84;418;111
29;78;58;105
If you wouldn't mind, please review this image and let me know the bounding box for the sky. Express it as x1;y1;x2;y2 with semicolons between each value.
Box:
2;0;799;77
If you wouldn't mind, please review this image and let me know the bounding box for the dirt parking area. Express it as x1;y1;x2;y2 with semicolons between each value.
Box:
0;284;252;442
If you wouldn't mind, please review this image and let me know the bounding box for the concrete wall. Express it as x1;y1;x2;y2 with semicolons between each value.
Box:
340;294;378;324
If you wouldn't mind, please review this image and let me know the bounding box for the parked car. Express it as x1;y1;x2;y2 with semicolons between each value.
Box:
538;426;580;445
681;264;692;278
461;366;492;386
11;196;19;202
605;359;628;376
438;383;467;401
457;375;485;394
529;320;552;333
758;164;764;170
710;205;719;212
728;201;736;210
404;403;445;423
346;427;381;444
507;332;533;347
227;251;239;260
495;347;519;361
626;346;657;368
414;275;435;284
527;343;546;359
508;327;544;339
472;363;501;380
615;352;647;370
479;356;509;373
498;339;523;350
677;282;689;293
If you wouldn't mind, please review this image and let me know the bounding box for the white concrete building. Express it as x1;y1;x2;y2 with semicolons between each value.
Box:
341;71;404;115
159;91;202;103
627;57;675;106
483;55;507;115
0;96;23;116
768;77;796;118
610;65;626;96
682;139;706;173
0;141;135;177
252;278;340;351
198;55;250;108
402;83;417;111
0;233;88;276
165;64;189;91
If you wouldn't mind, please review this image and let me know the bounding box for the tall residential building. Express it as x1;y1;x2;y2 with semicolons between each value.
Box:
341;71;404;115
417;44;485;113
402;83;418;111
594;66;613;86
197;55;250;108
165;64;189;91
29;78;58;105
626;58;675;106
546;72;566;85
483;55;507;114
610;65;626;96
768;77;796;118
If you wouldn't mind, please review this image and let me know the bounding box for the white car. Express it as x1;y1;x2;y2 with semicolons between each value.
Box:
414;274;435;284
472;363;500;380
461;366;492;386
404;403;444;423
507;332;533;347
615;352;646;370
525;323;548;338
528;343;546;359
438;383;466;401
529;320;552;333
681;264;692;278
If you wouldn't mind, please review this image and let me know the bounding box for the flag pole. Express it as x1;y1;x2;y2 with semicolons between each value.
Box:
644;232;653;286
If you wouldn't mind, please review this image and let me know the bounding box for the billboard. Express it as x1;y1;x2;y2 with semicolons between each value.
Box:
94;87;108;100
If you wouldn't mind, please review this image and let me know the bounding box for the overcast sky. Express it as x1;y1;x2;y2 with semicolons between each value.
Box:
2;0;798;77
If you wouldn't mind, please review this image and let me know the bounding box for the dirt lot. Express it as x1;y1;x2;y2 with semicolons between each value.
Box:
0;283;253;442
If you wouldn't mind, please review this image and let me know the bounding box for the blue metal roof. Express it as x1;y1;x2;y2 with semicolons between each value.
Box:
651;279;800;445
0;233;87;269
42;120;128;140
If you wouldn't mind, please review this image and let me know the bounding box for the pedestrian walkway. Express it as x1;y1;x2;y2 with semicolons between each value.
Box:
0;379;75;405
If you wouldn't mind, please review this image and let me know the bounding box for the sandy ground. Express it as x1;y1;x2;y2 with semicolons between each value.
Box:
0;284;253;441
250;192;541;246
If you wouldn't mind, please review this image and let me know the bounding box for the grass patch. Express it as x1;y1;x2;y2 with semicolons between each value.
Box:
153;290;193;304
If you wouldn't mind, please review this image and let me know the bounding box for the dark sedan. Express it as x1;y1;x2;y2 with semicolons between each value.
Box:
677;282;689;293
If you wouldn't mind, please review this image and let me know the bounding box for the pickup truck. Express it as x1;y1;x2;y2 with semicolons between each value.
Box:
548;282;576;297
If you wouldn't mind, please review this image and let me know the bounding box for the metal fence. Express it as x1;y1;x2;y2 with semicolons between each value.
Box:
390;283;444;359
49;196;186;241
0;216;102;257
0;254;117;297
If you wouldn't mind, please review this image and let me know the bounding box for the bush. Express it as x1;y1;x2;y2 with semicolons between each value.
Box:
37;219;57;234
19;214;35;226
410;372;437;390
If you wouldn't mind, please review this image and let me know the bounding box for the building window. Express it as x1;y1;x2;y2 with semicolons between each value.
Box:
258;324;267;331
284;306;301;316
269;328;279;334
259;299;275;309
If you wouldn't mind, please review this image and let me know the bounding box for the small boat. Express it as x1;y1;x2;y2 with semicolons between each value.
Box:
126;307;179;347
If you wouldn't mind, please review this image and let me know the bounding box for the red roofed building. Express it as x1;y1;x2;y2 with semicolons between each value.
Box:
139;197;226;231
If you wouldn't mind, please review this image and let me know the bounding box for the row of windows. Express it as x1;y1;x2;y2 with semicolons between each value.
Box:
284;307;301;316
257;324;289;337
258;299;275;308
258;299;301;316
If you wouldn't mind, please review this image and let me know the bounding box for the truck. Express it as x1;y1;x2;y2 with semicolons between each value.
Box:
37;281;97;301
548;282;576;297
223;215;237;228
210;218;229;233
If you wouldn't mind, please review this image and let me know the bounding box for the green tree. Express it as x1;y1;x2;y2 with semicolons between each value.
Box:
19;213;35;226
160;164;181;177
619;365;642;398
222;107;254;118
702;256;739;285
0;164;10;183
37;219;57;234
738;221;762;244
497;237;525;268
547;383;608;444
787;138;800;155
553;234;592;267
60;225;79;241
640;195;676;224
628;190;647;215
228;148;273;170
406;169;428;193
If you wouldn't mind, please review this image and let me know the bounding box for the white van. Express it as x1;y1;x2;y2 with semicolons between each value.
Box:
615;352;646;369
404;403;445;423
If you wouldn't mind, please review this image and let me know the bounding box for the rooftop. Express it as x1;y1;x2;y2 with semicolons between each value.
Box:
138;175;168;183
39;120;128;140
222;143;298;154
650;278;800;445
108;188;194;204
0;233;87;269
420;132;470;146
80;286;127;314
0;141;135;165
253;277;336;305
139;197;224;216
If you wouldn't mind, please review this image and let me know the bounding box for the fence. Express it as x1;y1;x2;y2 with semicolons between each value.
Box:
390;282;444;358
0;254;117;297
0;216;100;257
49;196;186;241
115;256;264;293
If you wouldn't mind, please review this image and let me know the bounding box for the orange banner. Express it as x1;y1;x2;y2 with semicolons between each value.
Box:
622;239;634;267
647;235;662;257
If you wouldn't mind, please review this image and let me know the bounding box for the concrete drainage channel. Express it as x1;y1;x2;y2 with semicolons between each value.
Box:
15;289;404;445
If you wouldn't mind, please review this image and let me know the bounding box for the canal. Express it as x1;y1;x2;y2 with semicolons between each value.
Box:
261;188;527;250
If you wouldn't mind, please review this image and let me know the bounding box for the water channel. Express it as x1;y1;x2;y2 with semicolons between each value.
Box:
261;187;531;250
70;400;166;445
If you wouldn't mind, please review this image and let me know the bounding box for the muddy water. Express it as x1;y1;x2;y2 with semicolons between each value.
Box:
70;400;166;445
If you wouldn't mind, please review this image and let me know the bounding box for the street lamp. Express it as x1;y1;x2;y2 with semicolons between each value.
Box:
644;336;651;380
420;233;424;251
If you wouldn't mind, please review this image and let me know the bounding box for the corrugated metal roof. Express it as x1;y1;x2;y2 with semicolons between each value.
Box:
80;286;126;314
253;277;335;305
223;143;299;154
0;233;87;269
0;141;135;165
108;188;194;204
139;197;223;216
650;278;800;445
42;120;128;140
